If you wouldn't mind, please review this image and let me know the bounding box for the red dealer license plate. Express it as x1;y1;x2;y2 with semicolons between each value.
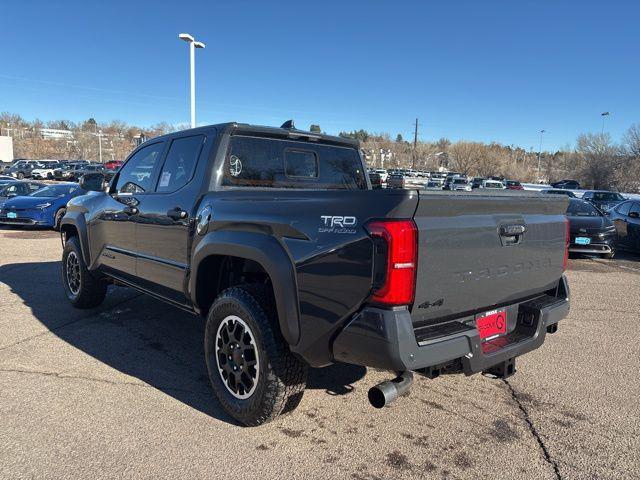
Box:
476;309;507;340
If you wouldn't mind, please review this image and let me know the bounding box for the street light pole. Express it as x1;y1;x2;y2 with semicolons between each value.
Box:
601;112;610;135
179;33;206;128
98;130;103;163
536;129;545;182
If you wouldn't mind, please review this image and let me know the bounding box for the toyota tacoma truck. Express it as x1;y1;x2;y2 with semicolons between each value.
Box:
59;121;570;426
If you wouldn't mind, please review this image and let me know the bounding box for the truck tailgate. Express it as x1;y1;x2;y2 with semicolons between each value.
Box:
411;191;568;325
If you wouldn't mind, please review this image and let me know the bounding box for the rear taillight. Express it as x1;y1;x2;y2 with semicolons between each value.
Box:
365;219;417;306
563;216;570;271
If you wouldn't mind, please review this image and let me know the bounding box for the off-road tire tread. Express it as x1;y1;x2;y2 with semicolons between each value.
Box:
62;236;107;309
205;284;307;426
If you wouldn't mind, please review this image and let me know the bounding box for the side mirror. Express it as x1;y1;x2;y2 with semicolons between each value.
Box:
79;172;106;192
629;212;639;219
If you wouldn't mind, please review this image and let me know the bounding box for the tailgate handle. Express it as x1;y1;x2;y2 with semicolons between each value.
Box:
499;224;526;245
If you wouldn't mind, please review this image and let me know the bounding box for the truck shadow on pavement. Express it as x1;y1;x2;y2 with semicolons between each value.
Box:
0;261;366;425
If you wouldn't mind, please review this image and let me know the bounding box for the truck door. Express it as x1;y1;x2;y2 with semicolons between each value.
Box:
134;132;210;304
612;201;632;248
627;202;640;251
89;140;166;280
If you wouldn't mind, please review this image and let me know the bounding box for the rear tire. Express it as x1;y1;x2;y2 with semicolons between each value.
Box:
205;285;308;426
62;236;107;308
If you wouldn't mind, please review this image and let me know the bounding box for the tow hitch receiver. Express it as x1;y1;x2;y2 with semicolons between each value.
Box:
483;357;516;379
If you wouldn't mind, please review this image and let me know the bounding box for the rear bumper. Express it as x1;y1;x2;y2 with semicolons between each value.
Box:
332;276;570;374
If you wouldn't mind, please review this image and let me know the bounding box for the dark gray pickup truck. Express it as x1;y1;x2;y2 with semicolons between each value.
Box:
60;122;570;425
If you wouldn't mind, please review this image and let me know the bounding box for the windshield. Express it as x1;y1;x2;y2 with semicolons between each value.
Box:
453;179;467;184
567;200;601;217
0;184;15;195
28;184;79;198
592;192;623;201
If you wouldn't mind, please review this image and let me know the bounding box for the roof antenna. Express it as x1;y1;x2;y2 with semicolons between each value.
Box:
280;119;295;129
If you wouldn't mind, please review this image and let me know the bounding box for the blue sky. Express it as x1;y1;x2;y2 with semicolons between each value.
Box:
1;1;638;151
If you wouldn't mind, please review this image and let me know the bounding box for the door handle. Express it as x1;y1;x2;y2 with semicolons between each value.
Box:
167;207;188;220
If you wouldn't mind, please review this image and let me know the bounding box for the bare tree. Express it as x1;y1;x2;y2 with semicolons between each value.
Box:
575;133;619;189
449;142;482;174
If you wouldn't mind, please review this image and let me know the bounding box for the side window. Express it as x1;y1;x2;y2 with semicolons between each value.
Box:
630;202;640;216
29;183;42;192
285;149;318;178
156;135;204;193
616;201;632;216
115;142;165;194
583;192;592;200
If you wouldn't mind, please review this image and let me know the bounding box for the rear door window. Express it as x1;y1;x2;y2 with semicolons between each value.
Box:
156;135;204;193
222;136;366;190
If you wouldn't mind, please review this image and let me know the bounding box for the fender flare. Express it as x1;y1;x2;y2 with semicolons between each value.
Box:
60;212;91;266
190;230;300;346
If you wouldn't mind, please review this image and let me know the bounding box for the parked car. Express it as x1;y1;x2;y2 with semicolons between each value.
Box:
67;163;106;181
445;177;472;191
368;171;383;189
0;183;85;230
372;169;388;183
581;190;625;212
505;180;524;190
59;121;570;426
5;160;44;179
606;200;640;253
423;180;442;190
482;179;506;189
0;176;17;185
540;189;576;197
31;162;64;180
386;173;406;189
0;181;45;202
105;160;124;171
551;179;581;190
53;162;89;180
470;177;485;189
566;198;617;258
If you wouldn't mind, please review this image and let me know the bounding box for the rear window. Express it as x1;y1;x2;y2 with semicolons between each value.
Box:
567;200;601;217
592;192;623;201
222;136;366;190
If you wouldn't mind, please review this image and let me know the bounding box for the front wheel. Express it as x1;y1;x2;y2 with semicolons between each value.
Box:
602;251;615;259
53;208;66;231
62;236;107;308
205;285;308;426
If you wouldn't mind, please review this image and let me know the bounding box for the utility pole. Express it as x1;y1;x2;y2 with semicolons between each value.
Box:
412;118;418;169
536;129;545;182
98;130;103;163
601;112;610;135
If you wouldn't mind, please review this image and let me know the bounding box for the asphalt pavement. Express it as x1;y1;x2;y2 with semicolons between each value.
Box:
0;228;638;479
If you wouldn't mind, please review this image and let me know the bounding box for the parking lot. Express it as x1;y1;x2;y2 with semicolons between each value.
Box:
0;227;638;480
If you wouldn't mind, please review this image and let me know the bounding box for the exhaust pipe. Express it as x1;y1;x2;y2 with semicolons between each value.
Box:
368;371;414;408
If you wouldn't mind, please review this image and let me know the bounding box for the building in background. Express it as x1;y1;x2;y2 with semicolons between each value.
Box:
0;136;14;164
